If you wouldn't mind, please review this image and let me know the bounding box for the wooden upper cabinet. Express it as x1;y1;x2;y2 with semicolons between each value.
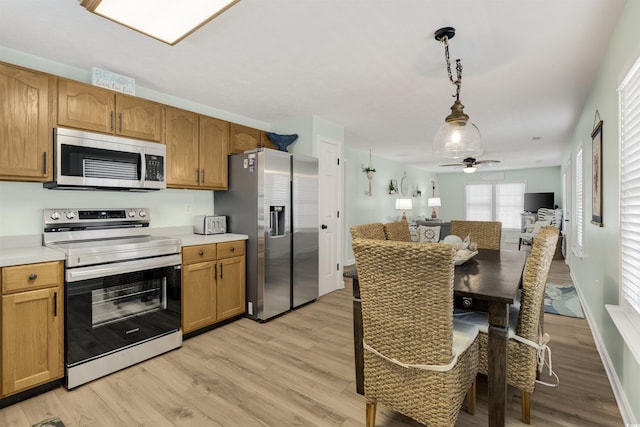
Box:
57;79;162;141
165;107;200;187
115;94;163;141
0;62;53;182
229;123;260;154
165;107;229;190
199;115;229;189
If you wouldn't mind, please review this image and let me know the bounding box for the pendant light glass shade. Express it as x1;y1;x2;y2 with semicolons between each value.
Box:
433;101;482;160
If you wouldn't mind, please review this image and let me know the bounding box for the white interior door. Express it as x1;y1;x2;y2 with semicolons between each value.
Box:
317;137;342;296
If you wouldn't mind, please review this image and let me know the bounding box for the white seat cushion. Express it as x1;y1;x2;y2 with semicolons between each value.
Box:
452;318;480;355
455;306;519;335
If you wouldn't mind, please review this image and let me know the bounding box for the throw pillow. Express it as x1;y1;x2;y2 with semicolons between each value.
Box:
532;220;552;234
418;225;440;243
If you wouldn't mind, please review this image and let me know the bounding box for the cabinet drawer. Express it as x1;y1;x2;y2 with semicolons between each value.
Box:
217;241;245;259
182;244;217;265
2;261;61;294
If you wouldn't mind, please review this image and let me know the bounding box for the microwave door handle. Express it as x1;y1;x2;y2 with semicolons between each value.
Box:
140;152;146;185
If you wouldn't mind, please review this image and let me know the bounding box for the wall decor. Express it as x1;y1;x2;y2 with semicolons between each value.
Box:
400;172;409;196
388;180;398;194
363;148;376;196
591;115;604;226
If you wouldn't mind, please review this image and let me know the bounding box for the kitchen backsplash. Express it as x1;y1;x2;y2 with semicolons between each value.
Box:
0;181;215;237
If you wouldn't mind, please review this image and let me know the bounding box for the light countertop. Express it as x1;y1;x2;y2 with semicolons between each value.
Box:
0;232;248;267
0;246;66;268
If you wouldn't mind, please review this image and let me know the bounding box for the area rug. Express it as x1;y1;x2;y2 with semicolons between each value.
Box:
544;283;584;318
32;418;65;427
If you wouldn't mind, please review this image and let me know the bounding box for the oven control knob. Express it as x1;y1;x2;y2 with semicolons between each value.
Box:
138;210;146;217
66;211;76;220
50;211;61;220
128;210;136;218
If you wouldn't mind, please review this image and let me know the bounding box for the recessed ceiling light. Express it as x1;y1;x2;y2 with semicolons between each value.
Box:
532;136;542;141
80;0;240;45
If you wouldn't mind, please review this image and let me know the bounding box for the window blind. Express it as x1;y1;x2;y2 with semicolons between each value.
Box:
620;56;640;318
465;184;492;221
575;144;584;251
496;183;525;229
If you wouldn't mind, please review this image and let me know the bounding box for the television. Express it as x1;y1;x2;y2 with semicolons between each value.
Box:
523;192;554;213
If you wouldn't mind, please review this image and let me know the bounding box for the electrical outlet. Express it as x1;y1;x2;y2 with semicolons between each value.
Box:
183;204;192;215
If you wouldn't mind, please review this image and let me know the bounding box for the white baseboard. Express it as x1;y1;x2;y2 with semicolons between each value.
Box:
570;271;638;425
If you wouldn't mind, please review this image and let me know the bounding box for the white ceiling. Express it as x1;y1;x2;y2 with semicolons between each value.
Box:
0;0;626;173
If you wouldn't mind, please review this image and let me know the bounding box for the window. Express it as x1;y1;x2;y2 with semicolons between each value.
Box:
575;144;584;254
496;183;526;229
465;184;492;221
465;182;525;228
606;54;640;365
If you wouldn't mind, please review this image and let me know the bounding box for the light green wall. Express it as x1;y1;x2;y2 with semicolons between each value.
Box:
0;182;214;236
562;0;640;421
343;146;436;263
436;167;562;222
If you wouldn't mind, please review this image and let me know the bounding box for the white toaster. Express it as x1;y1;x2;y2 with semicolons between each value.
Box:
193;215;227;235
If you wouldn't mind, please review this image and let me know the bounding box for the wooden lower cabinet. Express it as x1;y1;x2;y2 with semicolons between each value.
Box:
182;241;245;334
1;261;63;397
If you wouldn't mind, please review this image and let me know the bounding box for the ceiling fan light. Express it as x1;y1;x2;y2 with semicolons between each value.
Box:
463;166;477;174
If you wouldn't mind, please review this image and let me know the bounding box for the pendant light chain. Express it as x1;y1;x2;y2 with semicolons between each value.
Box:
441;35;462;102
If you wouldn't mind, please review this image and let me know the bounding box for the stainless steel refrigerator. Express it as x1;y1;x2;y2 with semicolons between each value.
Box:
214;148;319;321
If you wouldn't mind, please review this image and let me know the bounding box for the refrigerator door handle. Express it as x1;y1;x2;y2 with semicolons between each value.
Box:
270;210;278;236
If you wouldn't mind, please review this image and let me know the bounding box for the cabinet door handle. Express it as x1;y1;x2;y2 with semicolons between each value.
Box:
220;263;223;279
42;152;47;175
110;111;114;131
214;263;217;279
53;291;58;317
199;250;204;256
119;112;123;133
28;273;38;281
230;247;235;252
196;168;200;184
201;170;205;184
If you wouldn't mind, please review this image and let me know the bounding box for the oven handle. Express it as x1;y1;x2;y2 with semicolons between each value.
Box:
66;254;182;282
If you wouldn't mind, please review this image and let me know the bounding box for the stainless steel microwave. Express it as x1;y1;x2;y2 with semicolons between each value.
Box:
45;127;166;191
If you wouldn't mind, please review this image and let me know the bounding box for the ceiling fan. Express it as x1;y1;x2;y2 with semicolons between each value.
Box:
440;157;501;173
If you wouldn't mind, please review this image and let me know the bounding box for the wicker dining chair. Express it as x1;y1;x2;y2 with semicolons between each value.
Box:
351;238;479;427
450;220;502;250
350;223;386;240
382;221;412;242
457;227;559;424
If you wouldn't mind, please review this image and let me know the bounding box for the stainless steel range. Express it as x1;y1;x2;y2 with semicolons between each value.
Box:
43;208;182;389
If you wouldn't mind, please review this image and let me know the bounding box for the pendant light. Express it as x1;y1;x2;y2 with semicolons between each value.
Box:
433;27;482;160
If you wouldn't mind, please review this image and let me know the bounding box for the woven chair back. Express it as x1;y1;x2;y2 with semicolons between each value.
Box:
350;223;386;240
383;221;412;242
351;238;455;365
450;220;502;250
517;227;559;341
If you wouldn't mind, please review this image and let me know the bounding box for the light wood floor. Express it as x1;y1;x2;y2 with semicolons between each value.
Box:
0;258;623;426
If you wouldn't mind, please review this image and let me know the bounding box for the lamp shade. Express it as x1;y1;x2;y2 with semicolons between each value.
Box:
463;166;477;174
433;119;482;160
395;198;413;210
427;197;442;207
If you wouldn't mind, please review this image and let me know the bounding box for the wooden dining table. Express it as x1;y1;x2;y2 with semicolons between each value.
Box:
345;248;528;427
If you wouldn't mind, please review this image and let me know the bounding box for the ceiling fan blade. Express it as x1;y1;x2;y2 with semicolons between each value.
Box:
439;163;463;167
474;159;501;165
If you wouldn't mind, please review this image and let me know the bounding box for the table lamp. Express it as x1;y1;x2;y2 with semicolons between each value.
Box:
428;197;442;219
395;198;413;222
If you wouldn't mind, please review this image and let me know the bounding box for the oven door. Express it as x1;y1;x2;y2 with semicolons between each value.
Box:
65;255;181;366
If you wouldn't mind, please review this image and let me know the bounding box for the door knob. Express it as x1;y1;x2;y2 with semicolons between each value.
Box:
321;224;328;229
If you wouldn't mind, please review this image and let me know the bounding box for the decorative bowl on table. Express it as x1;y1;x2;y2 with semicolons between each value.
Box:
454;248;478;265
